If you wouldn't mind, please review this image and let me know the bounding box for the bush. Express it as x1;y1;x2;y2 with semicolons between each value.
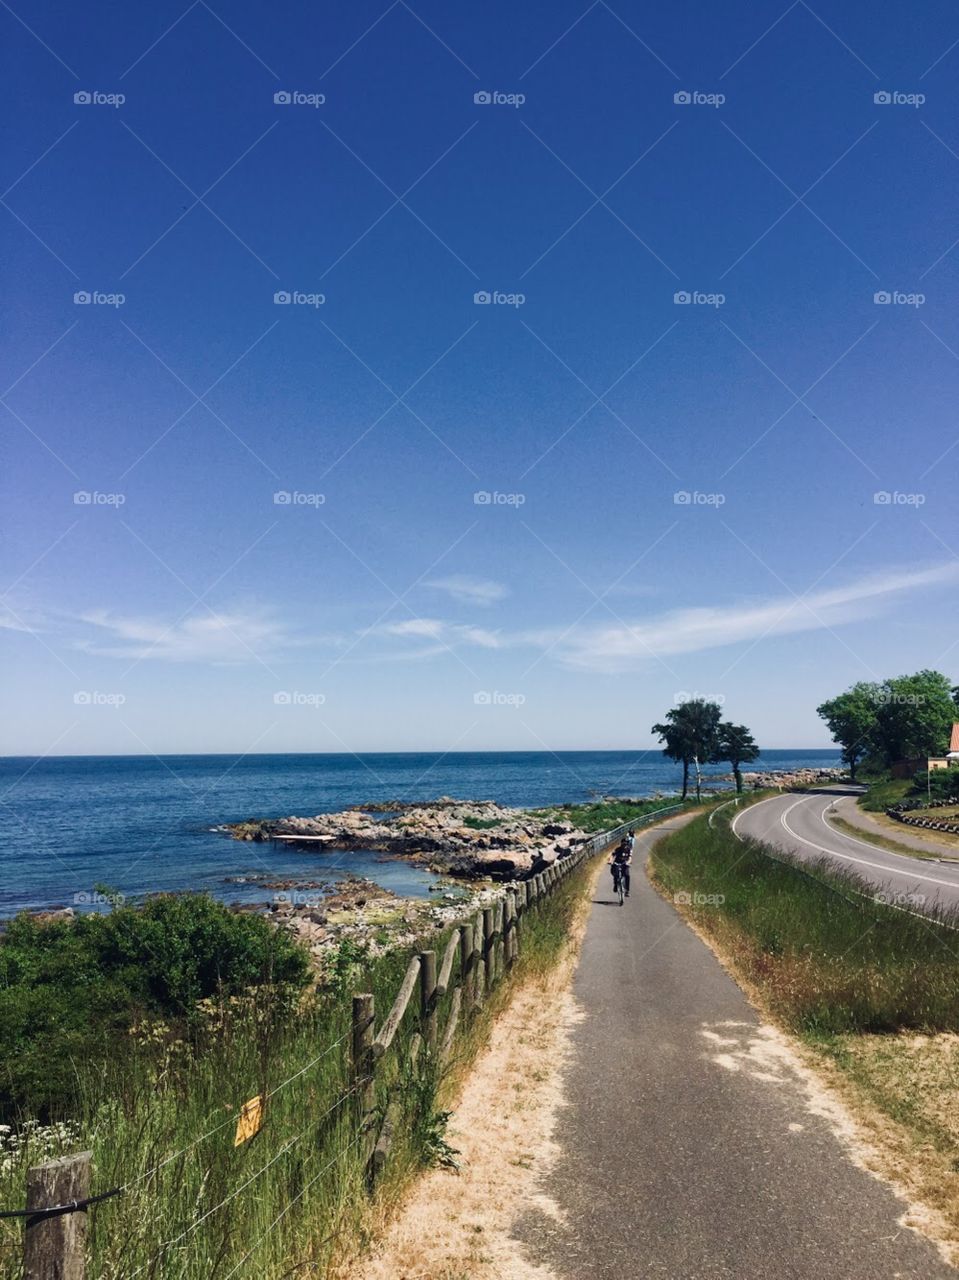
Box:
0;895;310;1118
912;768;959;802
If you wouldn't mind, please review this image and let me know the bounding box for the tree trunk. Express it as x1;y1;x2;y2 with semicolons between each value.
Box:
694;755;702;802
849;756;857;782
734;765;743;794
681;759;689;799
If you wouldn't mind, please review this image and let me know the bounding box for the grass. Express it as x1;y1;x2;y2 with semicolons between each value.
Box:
531;795;699;833
649;810;959;1034
0;872;591;1280
858;777;912;812
460;817;504;830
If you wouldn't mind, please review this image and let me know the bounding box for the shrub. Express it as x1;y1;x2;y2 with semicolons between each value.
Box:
0;895;310;1118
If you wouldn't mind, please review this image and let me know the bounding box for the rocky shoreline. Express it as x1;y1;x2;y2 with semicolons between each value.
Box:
226;798;590;880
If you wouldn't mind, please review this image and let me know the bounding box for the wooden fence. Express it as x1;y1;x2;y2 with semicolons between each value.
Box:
14;805;683;1275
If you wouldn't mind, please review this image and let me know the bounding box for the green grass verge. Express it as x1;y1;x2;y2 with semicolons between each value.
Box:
531;795;704;832
858;777;912;811
0;870;592;1279
649;810;959;1035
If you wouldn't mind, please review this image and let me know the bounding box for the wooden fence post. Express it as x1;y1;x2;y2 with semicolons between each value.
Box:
351;993;375;1128
482;907;495;993
459;923;475;1012
419;950;437;1052
505;891;516;967
24;1151;91;1280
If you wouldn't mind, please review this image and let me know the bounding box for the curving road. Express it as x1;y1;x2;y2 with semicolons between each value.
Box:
732;786;959;918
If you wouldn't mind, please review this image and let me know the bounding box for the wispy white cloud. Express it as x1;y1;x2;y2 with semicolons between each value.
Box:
379;617;502;651
546;563;959;671
77;608;304;664
423;575;509;607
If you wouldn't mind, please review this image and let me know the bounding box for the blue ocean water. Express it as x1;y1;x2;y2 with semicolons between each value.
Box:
0;750;838;916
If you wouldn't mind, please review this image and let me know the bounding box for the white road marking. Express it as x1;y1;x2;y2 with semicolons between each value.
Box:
777;795;959;890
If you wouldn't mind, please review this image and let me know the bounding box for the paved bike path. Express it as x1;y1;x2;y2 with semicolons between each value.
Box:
515;812;955;1279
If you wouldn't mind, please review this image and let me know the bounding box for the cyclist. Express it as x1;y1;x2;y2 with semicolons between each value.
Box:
609;836;632;898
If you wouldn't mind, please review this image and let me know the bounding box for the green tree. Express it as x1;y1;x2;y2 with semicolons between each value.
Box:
870;670;956;766
717;722;760;794
816;683;880;781
652;699;723;800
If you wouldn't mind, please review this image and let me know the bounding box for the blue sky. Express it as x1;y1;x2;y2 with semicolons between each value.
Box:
2;0;957;756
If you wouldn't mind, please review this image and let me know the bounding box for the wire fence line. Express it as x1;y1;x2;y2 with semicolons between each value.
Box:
9;801;685;1279
118;1024;355;1196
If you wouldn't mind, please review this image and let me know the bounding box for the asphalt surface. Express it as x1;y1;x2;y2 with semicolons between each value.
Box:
733;786;959;917
515;812;956;1279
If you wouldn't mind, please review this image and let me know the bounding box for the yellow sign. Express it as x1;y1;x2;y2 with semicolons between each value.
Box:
234;1095;264;1146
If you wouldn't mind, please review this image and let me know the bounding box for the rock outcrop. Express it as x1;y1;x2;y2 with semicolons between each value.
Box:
225;799;588;880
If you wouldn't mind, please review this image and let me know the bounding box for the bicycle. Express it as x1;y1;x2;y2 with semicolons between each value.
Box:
611;862;627;906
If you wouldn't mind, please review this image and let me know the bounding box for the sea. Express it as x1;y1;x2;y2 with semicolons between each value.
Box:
0;749;838;917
